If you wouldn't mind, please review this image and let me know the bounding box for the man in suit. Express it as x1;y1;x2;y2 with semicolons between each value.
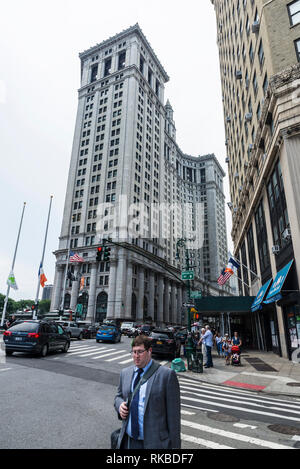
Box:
114;335;181;449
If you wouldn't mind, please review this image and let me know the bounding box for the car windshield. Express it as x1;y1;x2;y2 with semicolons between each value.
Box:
100;325;115;331
9;322;39;333
150;331;173;339
141;326;150;330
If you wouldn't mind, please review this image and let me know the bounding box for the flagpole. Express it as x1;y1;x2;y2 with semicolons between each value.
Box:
1;202;26;327
33;196;53;320
230;253;261;281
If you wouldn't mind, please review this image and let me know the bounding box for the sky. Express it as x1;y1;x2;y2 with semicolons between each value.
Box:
0;0;232;301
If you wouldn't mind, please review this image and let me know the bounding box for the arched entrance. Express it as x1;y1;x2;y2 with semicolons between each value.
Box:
96;292;108;323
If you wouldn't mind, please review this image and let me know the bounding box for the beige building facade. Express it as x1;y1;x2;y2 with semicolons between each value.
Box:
211;0;300;358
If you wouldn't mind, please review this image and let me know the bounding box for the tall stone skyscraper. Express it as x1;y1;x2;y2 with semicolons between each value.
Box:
211;0;300;359
51;24;228;324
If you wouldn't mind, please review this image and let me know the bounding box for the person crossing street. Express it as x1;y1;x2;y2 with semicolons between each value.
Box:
114;335;181;449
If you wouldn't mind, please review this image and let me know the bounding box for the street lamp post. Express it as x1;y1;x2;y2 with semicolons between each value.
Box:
176;238;194;369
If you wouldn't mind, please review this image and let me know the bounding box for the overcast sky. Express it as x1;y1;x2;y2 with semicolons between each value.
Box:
0;0;232;301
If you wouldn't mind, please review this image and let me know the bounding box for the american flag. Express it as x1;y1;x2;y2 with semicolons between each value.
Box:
69;251;84;263
217;268;233;286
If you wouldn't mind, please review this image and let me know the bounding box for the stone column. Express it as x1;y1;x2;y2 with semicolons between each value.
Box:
157;275;164;326
177;286;183;325
115;250;127;319
107;259;117;320
86;262;97;322
164;278;170;324
124;261;133;320
137;266;144;322
51;265;64;311
148;271;155;322
70;265;81;312
171;282;177;325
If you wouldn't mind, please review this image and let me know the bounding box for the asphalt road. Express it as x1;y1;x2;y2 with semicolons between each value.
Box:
1;336;300;449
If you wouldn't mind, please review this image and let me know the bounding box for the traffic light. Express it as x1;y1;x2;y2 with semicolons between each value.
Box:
103;246;111;262
31;304;35;312
96;246;103;261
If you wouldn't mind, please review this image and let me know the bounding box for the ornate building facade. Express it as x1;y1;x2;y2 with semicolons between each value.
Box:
50;24;228;325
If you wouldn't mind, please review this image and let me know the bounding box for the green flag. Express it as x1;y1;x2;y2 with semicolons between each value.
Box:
7;271;18;290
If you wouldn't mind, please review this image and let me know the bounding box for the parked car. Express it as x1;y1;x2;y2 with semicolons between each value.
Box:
138;324;154;336
56;321;84;340
127;325;139;338
96;324;121;343
76;322;98;339
175;328;188;344
3;320;70;357
149;329;181;359
120;322;136;335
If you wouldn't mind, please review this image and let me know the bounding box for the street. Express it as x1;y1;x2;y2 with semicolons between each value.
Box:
0;336;300;449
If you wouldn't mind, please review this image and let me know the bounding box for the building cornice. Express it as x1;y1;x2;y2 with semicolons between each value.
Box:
79;23;169;83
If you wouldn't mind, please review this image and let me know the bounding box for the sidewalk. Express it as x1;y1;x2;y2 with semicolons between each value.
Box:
182;349;300;398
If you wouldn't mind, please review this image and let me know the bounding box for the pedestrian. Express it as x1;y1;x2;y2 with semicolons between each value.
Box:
232;331;242;349
114;335;181;449
198;325;214;368
200;328;207;365
222;334;232;366
215;332;223;357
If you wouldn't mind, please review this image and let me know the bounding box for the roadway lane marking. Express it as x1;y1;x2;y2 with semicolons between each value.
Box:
180;394;300;423
105;353;132;362
91;350;126;360
119;358;134;364
178;379;300;409
181;433;234;449
79;348;116;357
68;347;106;356
181;410;196;415
0;368;11;372
233;423;257;430
181;419;294;449
179;386;300;415
181;403;219;413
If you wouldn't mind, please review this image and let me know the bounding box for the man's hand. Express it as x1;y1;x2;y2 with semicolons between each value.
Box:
119;401;129;420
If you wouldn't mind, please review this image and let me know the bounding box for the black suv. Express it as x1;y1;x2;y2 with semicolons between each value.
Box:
149;329;181;360
3;320;70;357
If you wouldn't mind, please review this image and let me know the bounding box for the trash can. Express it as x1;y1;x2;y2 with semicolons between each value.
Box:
188;348;203;374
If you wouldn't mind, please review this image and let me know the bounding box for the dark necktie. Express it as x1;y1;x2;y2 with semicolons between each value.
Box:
130;368;143;440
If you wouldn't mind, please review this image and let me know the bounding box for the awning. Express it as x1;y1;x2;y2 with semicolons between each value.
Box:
264;260;294;304
251;279;272;312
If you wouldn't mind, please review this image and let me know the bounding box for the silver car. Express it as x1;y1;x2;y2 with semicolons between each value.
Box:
56;321;84;340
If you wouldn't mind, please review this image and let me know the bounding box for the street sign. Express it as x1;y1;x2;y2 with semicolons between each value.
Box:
181;271;194;280
183;303;195;308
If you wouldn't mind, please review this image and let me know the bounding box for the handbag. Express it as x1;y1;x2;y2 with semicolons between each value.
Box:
111;361;161;449
111;428;121;450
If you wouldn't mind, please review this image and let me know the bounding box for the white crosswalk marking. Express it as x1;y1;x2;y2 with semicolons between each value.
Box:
91;350;126;360
181;419;294;450
181;432;234;449
105;353;131;362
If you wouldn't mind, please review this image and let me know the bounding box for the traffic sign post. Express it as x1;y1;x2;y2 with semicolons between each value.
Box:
181;271;194;281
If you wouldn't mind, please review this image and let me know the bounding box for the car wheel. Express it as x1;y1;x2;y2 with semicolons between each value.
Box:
40;344;48;358
62;341;70;353
5;350;13;356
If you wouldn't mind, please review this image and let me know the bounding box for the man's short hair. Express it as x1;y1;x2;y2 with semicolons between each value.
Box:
132;335;152;350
